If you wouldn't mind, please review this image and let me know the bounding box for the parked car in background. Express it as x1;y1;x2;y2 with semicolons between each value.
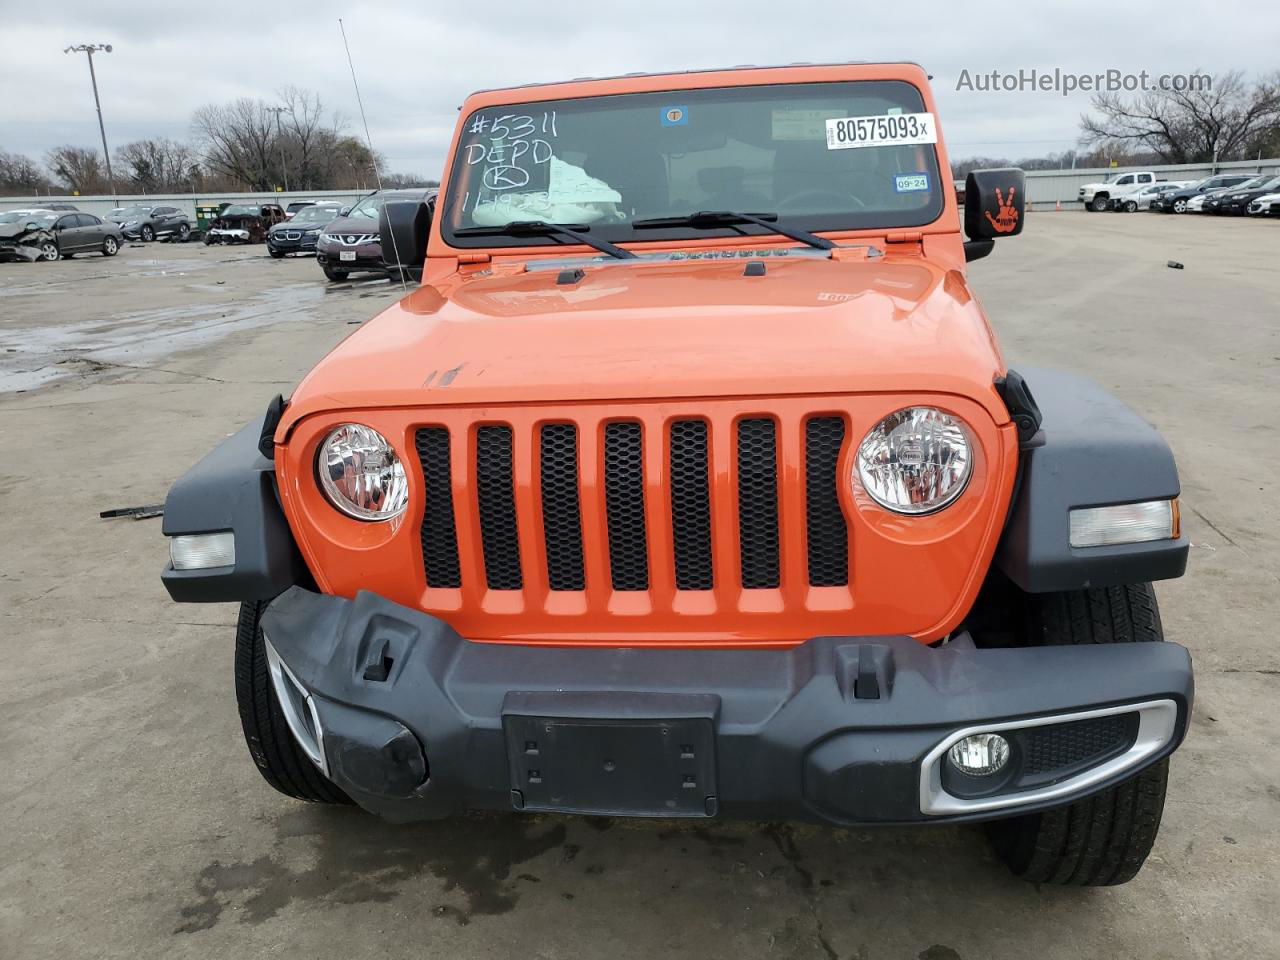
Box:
50;211;123;257
0;209;60;261
1151;174;1255;213
1246;192;1280;216
36;202;79;211
315;188;433;281
1203;175;1280;215
110;204;192;242
1111;182;1191;212
0;210;121;261
1078;171;1157;211
204;203;286;244
285;201;319;219
267;202;343;257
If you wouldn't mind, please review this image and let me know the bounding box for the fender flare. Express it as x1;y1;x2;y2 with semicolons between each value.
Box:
995;367;1189;592
160;404;308;603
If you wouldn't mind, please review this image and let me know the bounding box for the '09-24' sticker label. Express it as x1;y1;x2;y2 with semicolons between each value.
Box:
825;112;937;150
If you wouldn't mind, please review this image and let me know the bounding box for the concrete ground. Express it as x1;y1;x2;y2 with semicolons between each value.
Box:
0;215;1276;960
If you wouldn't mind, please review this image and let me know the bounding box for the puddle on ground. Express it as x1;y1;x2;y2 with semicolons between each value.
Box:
0;282;326;393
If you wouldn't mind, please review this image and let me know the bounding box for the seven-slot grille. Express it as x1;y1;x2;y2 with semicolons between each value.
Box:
415;415;850;596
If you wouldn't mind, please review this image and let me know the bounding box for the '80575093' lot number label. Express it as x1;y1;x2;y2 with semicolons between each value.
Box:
825;112;937;150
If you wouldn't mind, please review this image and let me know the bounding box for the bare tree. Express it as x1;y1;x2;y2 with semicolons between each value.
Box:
45;145;110;194
0;149;52;194
114;138;201;193
277;86;329;189
192;98;279;190
1080;71;1280;163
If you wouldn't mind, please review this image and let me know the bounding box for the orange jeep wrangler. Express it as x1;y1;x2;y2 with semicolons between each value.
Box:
162;63;1191;885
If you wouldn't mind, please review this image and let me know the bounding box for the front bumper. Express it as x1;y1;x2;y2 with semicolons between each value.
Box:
261;587;1193;825
317;243;385;272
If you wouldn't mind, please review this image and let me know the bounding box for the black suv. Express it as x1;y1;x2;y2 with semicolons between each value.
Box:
1203;174;1280;215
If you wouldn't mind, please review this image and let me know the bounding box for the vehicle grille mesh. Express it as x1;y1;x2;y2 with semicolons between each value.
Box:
805;417;849;586
475;425;522;590
1023;715;1135;775
736;419;780;589
540;424;585;591
669;420;713;590
603;422;649;591
414;411;850;599
415;427;461;588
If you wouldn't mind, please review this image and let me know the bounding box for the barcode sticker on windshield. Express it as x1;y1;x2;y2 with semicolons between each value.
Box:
825;113;937;150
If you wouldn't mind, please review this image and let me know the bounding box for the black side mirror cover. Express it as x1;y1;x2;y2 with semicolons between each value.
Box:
378;200;433;279
964;168;1026;240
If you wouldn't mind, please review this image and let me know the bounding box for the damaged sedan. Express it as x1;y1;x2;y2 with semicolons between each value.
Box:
0;210;61;262
204;203;286;245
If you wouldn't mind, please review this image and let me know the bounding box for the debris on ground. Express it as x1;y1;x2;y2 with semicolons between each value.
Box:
99;504;165;520
1167;260;1185;269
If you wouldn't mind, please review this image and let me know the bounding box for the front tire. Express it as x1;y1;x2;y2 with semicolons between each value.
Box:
102;236;119;256
1123;200;1138;213
234;600;352;804
1172;198;1188;213
176;223;191;242
322;264;349;282
985;583;1170;885
38;241;60;261
140;224;155;242
1090;196;1110;212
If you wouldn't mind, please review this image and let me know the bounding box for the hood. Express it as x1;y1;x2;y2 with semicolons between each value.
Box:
282;254;1009;431
320;214;379;236
0;222;47;239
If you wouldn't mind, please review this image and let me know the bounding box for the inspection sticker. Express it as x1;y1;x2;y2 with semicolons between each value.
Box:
825;112;937;150
895;173;930;192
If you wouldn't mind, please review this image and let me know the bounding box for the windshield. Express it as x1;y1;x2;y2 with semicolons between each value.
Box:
0;210;45;223
116;206;152;218
221;204;263;217
292;205;341;223
442;81;945;248
348;192;426;218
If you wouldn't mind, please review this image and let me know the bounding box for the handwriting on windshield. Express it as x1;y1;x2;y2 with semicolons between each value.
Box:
461;111;559;201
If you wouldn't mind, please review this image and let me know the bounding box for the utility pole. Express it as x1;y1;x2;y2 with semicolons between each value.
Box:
266;106;289;193
63;44;115;198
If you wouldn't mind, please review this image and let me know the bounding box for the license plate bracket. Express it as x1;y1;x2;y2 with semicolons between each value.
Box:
503;693;718;817
339;250;356;261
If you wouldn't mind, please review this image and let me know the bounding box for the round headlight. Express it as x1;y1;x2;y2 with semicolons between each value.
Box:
317;424;408;521
856;407;972;514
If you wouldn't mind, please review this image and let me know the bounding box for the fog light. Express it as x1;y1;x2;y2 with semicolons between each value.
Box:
169;531;235;570
947;733;1010;776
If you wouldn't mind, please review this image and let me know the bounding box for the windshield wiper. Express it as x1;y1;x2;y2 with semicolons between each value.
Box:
452;220;636;259
630;210;835;251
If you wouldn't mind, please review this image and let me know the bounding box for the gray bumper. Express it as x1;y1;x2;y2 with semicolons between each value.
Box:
262;587;1193;825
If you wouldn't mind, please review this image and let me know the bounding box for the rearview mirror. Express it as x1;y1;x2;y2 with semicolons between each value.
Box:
379;199;433;283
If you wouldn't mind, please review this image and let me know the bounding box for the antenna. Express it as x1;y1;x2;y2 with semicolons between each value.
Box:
338;18;409;294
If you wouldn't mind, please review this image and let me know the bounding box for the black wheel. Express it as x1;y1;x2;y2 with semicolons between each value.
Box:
984;583;1169;886
176;222;190;242
234;600;352;804
269;248;285;259
102;236;119;256
1172;198;1188;213
140;224;155;242
322;264;349;282
1090;196;1110;212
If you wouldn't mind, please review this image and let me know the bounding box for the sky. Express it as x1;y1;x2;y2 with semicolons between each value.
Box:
2;0;1276;178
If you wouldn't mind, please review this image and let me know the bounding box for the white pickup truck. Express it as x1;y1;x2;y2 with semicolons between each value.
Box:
1078;171;1158;211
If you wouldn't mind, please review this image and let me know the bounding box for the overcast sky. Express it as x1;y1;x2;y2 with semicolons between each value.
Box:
3;0;1275;178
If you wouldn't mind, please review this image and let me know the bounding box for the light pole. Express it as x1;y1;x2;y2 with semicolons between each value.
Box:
266;106;289;193
63;43;115;197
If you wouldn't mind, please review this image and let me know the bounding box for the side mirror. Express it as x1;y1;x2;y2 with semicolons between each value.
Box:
339;206;351;217
963;168;1025;262
378;200;433;282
